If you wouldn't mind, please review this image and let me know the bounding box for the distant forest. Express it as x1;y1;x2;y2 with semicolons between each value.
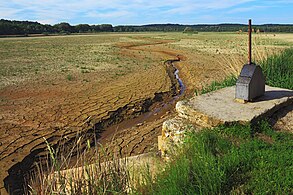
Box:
1;19;293;35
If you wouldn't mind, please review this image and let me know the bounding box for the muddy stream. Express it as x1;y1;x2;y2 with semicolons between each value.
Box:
98;59;185;147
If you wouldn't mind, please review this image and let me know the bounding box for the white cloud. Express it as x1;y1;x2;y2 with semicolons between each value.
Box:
37;19;57;25
227;5;269;13
266;0;293;4
86;10;131;19
0;0;291;24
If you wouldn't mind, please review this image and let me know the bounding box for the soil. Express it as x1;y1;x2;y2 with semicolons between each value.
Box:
270;104;293;133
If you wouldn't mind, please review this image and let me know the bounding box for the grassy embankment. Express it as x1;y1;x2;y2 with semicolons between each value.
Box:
29;47;292;194
142;122;292;194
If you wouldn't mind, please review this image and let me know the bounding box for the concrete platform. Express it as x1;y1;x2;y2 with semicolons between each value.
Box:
176;85;293;127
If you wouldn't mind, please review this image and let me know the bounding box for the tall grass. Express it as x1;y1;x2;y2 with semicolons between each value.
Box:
261;48;293;89
144;122;293;194
27;135;132;195
196;75;237;95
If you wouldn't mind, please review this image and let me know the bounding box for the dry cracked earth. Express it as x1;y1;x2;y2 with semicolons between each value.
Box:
0;37;186;193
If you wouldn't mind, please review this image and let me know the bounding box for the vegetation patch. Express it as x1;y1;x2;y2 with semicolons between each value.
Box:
196;75;237;95
262;48;293;89
142;122;293;194
28;137;132;195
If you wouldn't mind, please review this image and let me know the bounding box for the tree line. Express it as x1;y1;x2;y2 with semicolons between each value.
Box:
115;23;293;33
1;19;293;35
0;19;113;35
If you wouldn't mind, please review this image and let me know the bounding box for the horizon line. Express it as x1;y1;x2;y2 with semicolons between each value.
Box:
1;19;293;26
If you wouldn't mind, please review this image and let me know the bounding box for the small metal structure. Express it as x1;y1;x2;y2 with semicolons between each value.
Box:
235;19;265;102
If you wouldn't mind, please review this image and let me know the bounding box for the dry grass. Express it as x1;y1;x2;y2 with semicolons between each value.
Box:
163;32;293;90
1;32;292;89
0;33;162;88
27;135;162;195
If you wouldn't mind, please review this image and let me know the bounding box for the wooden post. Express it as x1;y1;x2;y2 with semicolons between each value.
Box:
248;19;252;64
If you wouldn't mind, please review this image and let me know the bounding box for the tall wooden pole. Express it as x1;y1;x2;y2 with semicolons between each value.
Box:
248;19;252;64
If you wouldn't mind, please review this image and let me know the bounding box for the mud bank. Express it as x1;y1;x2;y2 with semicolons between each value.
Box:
3;58;185;194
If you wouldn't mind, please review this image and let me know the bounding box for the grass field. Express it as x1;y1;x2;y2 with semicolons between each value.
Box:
0;34;156;87
0;32;292;88
1;32;293;194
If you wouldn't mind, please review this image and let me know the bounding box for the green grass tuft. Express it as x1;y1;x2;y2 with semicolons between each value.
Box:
66;74;73;81
147;123;293;194
195;75;237;95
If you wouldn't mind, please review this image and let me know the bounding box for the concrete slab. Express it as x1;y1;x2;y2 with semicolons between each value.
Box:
176;85;293;127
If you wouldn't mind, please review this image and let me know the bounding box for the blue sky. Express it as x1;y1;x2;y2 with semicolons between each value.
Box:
0;0;292;25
